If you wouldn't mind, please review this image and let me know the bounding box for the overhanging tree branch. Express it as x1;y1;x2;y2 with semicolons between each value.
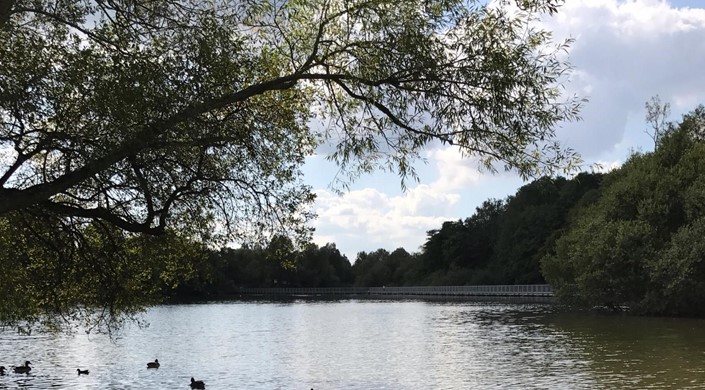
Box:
0;73;304;213
0;0;580;237
40;201;165;235
0;0;14;30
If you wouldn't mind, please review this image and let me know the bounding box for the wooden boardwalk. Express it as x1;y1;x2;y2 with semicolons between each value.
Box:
238;284;553;298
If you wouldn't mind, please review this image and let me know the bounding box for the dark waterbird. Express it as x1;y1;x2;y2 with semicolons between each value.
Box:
190;377;206;389
0;366;6;375
147;359;160;368
13;361;31;374
77;368;89;375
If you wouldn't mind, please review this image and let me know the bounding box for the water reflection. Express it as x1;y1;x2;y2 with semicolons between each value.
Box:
542;312;705;389
0;301;704;389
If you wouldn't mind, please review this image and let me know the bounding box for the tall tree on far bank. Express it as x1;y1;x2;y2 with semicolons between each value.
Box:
645;95;672;148
493;173;602;284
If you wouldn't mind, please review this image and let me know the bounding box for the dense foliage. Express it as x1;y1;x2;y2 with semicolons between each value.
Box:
0;214;208;332
542;106;705;316
170;240;354;301
0;0;581;329
409;173;603;286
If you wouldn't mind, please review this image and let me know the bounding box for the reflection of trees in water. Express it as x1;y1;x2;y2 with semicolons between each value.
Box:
541;311;705;389
432;304;597;389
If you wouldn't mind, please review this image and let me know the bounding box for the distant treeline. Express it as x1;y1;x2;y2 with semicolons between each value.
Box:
173;106;705;317
170;169;601;302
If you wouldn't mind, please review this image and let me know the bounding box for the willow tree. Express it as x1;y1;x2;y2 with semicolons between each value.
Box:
0;0;581;330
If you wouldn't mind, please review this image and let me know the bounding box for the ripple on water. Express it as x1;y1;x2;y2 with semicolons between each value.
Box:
1;301;705;389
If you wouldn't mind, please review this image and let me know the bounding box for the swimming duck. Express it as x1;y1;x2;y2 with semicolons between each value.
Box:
13;361;31;374
146;359;160;368
77;368;89;375
0;366;6;375
190;377;206;389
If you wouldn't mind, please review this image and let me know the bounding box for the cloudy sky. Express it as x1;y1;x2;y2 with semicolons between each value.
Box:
302;0;705;261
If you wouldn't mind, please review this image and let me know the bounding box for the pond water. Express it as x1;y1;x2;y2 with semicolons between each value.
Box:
1;300;705;389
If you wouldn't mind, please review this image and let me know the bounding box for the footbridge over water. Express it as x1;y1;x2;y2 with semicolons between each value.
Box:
238;284;553;298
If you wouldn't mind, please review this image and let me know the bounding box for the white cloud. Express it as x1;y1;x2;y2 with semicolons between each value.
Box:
312;186;459;260
426;147;484;191
547;0;705;158
308;145;504;260
592;160;623;173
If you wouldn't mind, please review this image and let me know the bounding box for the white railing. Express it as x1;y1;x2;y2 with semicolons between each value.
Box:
238;285;553;297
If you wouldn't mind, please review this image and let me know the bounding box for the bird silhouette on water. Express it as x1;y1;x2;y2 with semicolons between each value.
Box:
77;368;89;375
147;359;160;368
190;377;206;389
13;361;31;374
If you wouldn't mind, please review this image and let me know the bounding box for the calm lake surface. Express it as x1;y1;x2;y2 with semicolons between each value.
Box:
1;300;705;389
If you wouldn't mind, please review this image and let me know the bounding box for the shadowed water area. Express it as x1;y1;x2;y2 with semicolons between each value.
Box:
1;300;704;389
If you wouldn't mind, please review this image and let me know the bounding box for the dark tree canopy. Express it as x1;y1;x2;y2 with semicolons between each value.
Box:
412;173;601;286
541;106;705;315
0;0;581;329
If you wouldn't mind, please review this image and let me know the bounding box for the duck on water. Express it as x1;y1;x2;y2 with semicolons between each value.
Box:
190;377;206;389
13;361;32;374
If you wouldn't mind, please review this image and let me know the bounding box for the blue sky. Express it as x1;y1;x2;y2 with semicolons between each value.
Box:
303;0;705;261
